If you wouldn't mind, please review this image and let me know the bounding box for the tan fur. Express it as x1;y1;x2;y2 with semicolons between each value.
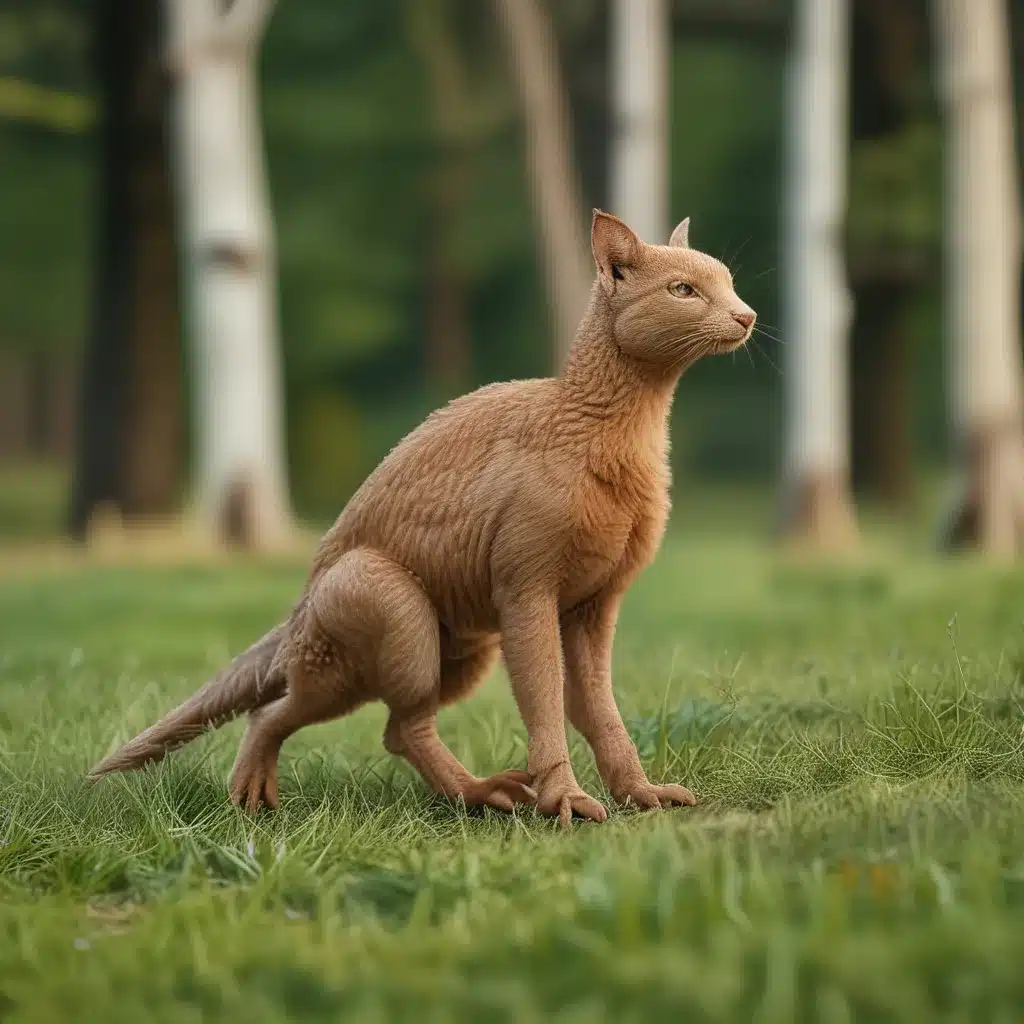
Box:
90;211;756;825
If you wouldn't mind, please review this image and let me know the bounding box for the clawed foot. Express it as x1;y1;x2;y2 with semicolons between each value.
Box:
229;754;280;813
616;781;697;811
457;769;538;812
535;767;608;827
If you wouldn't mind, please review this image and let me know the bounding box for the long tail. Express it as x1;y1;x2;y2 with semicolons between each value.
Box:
88;624;288;778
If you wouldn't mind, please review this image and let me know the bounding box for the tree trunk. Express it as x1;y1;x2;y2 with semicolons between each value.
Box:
492;0;591;368
780;0;858;551
934;0;1024;558
69;0;183;538
848;0;927;508
69;0;136;540
425;176;470;395
850;281;913;504
407;0;473;396
609;0;669;245
0;352;30;458
123;0;184;517
169;0;292;550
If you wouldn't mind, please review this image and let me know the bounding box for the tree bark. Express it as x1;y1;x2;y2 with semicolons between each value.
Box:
934;0;1024;557
407;0;473;395
69;0;184;537
850;281;913;504
169;0;292;549
848;0;927;507
492;0;591;369
780;0;858;550
425;182;470;395
609;0;669;245
123;0;184;517
69;0;137;540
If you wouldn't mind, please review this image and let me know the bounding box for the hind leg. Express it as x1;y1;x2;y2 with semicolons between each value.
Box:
384;634;534;810
231;551;533;813
229;659;366;812
229;620;367;811
348;557;536;811
228;562;372;811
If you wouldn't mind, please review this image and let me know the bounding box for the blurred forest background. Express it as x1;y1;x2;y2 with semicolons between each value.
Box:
1;0;1022;548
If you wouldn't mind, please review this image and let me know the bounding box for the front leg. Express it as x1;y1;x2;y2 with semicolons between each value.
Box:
562;593;696;811
500;594;607;826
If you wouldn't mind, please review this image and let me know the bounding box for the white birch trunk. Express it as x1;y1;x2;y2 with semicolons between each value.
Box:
781;0;858;550
492;0;591;367
610;0;669;246
169;0;291;549
934;0;1024;558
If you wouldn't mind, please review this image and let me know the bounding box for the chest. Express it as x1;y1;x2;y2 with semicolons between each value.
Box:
559;457;669;608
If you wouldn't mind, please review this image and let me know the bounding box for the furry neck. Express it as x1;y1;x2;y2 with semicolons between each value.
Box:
557;282;682;478
559;282;682;422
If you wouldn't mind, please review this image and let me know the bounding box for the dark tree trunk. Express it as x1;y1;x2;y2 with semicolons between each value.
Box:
69;0;182;539
850;280;913;502
123;0;184;517
69;0;134;539
847;0;928;508
425;249;470;395
425;161;470;395
27;351;51;456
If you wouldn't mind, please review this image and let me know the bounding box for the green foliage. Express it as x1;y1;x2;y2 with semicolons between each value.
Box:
0;135;91;351
0;0;91;353
668;40;786;481
0;459;67;537
263;0;540;384
0;0;89;93
847;120;943;279
289;391;363;518
3;537;1024;1017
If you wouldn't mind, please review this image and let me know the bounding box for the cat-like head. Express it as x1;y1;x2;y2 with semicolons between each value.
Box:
590;209;756;368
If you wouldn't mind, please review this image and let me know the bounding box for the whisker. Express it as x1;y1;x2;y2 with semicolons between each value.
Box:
729;237;751;267
753;331;784;341
753;326;786;345
749;338;783;376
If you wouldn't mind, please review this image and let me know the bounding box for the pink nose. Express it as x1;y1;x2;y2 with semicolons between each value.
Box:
733;310;755;330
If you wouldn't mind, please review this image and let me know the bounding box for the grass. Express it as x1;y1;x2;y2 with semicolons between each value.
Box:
0;460;67;541
2;533;1024;1020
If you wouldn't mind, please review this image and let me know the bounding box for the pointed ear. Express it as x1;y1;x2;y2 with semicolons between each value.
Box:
669;217;690;248
592;209;641;295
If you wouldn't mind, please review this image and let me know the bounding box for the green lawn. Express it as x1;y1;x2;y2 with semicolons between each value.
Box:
2;535;1024;1021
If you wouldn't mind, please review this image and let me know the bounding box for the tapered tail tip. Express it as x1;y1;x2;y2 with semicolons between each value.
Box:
86;751;135;779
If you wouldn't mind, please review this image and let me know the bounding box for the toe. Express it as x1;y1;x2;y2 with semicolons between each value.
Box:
558;796;572;828
554;793;608;826
229;772;248;807
486;790;515;812
263;776;280;810
494;770;535;786
500;780;538;803
624;788;662;811
486;773;538;805
575;795;608;823
245;772;264;814
485;779;537;808
657;784;697;807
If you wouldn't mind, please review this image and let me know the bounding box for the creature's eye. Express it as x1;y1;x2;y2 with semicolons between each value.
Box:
670;281;696;298
612;264;625;281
